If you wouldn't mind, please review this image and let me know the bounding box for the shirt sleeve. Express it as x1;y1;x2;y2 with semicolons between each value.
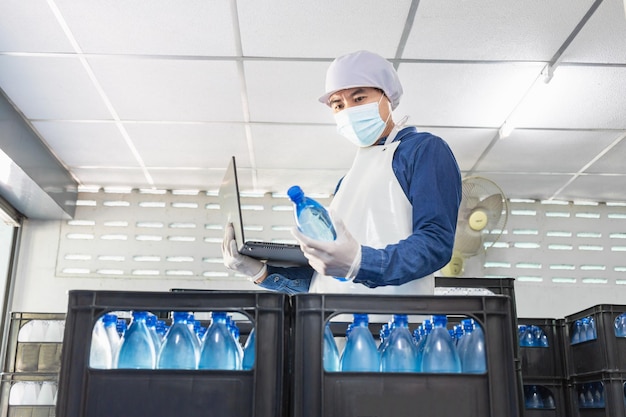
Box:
353;132;462;288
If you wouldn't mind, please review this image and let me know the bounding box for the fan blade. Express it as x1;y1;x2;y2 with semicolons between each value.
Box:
454;223;483;256
476;194;503;227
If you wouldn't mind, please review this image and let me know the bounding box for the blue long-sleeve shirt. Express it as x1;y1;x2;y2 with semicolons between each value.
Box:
259;126;462;294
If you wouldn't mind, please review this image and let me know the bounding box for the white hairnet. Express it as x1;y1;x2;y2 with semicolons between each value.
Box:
319;50;403;110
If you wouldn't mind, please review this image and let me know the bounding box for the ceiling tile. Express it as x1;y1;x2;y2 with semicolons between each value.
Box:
87;57;244;122
396;62;545;127
405;0;595;61
72;167;152;189
0;56;111;119
237;0;411;57
558;174;626;202
585;134;626;174
472;172;575;201
245;60;331;123
425;127;496;172
124;122;249;167
250;124;356;171
32;121;138;167
0;0;74;53
477;129;621;173
513;66;626;129
54;0;237;56
561;0;626;64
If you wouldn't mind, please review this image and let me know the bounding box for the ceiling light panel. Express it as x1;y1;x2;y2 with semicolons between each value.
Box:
236;0;412;57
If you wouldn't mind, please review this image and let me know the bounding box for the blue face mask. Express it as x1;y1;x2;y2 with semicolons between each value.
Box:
334;97;390;147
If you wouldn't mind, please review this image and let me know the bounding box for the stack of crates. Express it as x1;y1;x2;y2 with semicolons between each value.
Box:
289;292;521;417
517;317;568;416
563;304;626;417
56;290;288;417
1;312;65;417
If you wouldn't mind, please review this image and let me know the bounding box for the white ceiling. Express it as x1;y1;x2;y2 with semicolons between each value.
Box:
1;0;625;201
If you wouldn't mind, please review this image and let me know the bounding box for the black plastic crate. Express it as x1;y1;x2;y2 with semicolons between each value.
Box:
519;318;566;378
3;313;65;374
1;373;57;417
522;378;568;417
290;293;521;417
56;290;288;417
567;371;626;417
564;304;626;376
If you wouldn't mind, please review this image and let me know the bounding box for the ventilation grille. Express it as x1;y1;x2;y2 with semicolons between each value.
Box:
57;190;626;286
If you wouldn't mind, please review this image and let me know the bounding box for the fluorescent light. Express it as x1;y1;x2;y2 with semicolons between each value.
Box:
498;120;515;139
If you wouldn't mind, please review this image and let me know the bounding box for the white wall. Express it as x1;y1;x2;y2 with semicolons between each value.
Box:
11;219;257;314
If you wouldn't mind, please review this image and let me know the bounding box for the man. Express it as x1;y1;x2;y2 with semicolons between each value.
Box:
222;50;462;295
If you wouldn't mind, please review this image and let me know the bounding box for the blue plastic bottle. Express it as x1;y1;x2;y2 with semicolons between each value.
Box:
117;311;157;369
380;314;419;372
242;328;255;370
457;319;487;373
198;311;241;370
145;313;163;352
116;318;127;338
157;311;198;369
525;385;544;409
572;320;583;344
323;324;340;372
421;315;461;373
615;313;626;337
340;314;380;372
287;185;336;241
415;319;433;371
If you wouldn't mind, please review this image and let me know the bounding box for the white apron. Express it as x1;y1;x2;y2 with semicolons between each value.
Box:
308;134;434;295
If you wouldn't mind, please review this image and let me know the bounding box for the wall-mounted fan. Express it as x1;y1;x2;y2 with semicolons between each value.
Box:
441;176;508;277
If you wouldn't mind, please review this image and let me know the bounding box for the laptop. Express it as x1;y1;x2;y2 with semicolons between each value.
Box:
219;156;309;266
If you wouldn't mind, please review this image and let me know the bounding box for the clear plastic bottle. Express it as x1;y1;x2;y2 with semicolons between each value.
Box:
117;311;157;369
415;319;433;371
198;311;241;370
421;315;461;373
157;311;198;369
571;320;583;344
102;313;121;367
323;323;340;372
457;319;486;374
615;312;626;337
145;313;163;352
89;316;113;369
380;314;419;372
287;185;336;241
340;314;380;372
242;327;256;370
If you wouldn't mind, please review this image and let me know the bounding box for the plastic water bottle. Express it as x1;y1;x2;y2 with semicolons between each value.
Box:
340;314;380;372
525;385;544;409
242;328;255;370
571;320;583;344
380;314;419;372
533;325;549;347
287;185;336;241
157;311;198;369
615;312;626;337
102;313;121;367
117;311;157;369
89;316;113;369
421;315;461;373
415;319;433;371
582;317;594;342
520;325;536;347
116;318;127;338
145;313;163;352
198;311;241;370
323;324;340;372
458;319;486;373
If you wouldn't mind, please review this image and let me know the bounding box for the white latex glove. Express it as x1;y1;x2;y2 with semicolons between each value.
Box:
222;223;267;281
291;214;361;279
